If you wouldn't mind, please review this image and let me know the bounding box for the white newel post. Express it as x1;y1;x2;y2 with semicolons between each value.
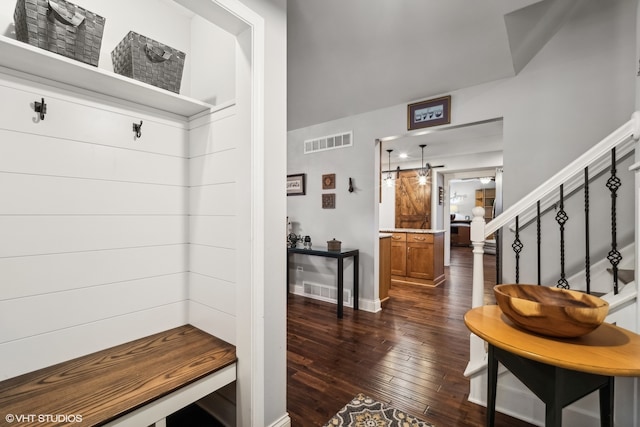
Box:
470;206;487;309
464;206;487;378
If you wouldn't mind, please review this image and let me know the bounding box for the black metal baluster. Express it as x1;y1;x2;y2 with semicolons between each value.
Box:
512;216;523;284
606;148;622;294
536;201;541;286
495;229;502;285
556;184;569;289
584;167;591;294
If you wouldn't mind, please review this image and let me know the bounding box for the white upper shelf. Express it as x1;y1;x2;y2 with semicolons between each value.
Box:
0;35;214;118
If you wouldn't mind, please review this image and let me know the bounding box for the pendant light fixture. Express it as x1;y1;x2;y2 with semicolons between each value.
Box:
385;149;394;187
418;144;428;186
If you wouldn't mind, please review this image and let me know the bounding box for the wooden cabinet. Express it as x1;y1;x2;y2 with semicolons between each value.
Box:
450;223;471;246
390;233;407;276
379;236;391;303
389;231;444;286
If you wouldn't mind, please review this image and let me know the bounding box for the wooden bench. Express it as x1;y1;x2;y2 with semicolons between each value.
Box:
0;325;236;427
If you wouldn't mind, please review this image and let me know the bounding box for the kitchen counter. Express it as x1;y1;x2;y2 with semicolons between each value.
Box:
380;228;445;234
379;233;393;238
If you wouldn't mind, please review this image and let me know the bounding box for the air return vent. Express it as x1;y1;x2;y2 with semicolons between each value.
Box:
302;281;352;305
304;131;353;154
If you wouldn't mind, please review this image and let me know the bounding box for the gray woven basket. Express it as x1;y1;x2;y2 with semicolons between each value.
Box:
111;31;186;94
14;0;105;67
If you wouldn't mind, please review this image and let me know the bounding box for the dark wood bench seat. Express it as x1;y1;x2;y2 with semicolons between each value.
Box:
0;325;236;427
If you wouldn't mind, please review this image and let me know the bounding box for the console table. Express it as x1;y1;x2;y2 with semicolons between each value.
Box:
464;305;640;427
287;247;359;318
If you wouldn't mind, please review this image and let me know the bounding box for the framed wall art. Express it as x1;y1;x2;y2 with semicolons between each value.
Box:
322;193;335;209
322;173;336;189
287;173;306;196
407;95;451;130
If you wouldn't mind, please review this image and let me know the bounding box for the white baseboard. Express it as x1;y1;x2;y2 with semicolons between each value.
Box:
291;284;378;313
268;413;291;427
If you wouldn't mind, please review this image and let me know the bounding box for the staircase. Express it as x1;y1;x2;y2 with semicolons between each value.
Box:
465;112;640;426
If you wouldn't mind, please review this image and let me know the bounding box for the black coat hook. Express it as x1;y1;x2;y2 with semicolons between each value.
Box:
133;121;143;138
348;177;354;193
34;98;47;120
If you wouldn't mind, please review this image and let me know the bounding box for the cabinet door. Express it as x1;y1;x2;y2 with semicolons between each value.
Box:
390;240;406;276
406;242;433;279
379;237;391;300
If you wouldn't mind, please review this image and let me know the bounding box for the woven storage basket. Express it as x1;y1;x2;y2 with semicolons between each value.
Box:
14;0;105;66
111;31;186;94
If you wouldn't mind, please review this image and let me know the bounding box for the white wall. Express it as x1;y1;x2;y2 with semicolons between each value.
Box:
0;71;190;380
188;105;239;346
190;16;236;104
287;0;635;311
450;180;496;220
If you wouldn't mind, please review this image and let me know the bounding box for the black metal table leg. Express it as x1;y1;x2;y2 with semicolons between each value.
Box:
487;344;498;427
337;257;344;318
490;345;613;427
353;252;359;311
599;377;614;427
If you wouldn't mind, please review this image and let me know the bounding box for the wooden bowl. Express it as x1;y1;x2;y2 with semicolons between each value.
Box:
493;284;609;338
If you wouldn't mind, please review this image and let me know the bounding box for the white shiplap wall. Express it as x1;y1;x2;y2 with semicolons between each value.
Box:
188;105;238;345
0;73;190;380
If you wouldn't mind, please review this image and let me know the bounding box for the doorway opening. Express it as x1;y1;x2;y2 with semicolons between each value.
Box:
376;118;504;302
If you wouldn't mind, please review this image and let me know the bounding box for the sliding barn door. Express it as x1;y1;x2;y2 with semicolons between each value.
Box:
395;170;431;229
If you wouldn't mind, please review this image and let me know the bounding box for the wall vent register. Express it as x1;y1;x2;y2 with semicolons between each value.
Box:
304;131;353;154
303;281;352;305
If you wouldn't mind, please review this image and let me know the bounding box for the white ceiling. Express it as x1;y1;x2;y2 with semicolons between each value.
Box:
379;119;504;172
287;0;580;162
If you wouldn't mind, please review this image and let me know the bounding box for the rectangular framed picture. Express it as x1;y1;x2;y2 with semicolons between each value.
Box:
287;173;306;196
407;95;451;130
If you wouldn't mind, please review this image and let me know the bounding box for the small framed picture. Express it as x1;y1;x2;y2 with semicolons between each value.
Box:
287;173;306;196
407;95;451;130
322;173;336;189
322;193;335;209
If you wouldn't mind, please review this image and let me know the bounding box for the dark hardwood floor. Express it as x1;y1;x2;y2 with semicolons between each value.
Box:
287;246;535;427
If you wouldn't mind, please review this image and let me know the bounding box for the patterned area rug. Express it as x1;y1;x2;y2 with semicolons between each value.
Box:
323;393;435;427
